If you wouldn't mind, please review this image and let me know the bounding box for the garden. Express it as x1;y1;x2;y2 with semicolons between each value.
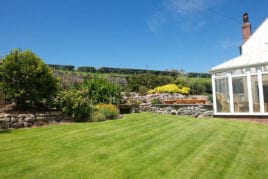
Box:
0;49;213;126
0;49;267;178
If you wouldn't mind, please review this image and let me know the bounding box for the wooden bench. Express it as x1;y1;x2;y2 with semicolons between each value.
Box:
163;99;207;104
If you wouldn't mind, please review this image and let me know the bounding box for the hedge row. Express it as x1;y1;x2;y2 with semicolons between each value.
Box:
48;64;211;78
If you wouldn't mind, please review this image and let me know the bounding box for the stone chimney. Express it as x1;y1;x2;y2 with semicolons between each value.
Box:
242;13;252;43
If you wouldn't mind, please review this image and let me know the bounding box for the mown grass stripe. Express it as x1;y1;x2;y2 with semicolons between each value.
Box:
135;119;228;178
179;121;249;178
0;113;267;178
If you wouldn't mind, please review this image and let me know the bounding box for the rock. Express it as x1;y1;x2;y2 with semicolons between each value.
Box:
2;118;11;123
4;114;12;118
11;117;18;123
26;114;35;118
25;114;35;122
36;116;47;120
171;110;178;115
11;123;19;128
23;122;31;127
49;111;62;116
18;114;26;118
0;123;9;129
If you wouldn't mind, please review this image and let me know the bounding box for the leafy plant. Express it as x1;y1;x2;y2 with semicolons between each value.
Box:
91;111;106;122
53;89;91;122
151;98;161;105
0;49;58;109
127;74;173;92
138;86;148;95
83;76;122;104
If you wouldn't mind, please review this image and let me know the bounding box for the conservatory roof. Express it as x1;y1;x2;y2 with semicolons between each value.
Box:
209;49;268;72
210;17;268;73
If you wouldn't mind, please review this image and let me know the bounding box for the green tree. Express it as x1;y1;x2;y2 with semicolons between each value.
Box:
0;49;58;109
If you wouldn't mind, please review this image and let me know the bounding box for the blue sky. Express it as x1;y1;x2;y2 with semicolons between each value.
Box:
0;0;267;72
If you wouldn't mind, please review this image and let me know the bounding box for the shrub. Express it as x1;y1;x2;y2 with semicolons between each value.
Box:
138;86;148;95
0;49;58;109
53;89;91;122
127;74;173;92
83;77;122;104
179;87;191;94
148;84;190;95
91;111;106;122
95;104;119;120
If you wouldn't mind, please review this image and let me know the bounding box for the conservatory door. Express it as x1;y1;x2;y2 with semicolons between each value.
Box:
263;74;268;112
251;75;260;112
232;77;249;112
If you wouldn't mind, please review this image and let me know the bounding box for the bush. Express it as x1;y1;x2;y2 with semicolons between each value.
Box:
148;84;190;95
0;49;58;109
138;86;148;95
95;104;119;120
91;111;106;122
53;89;91;122
127;74;173;92
83;77;122;104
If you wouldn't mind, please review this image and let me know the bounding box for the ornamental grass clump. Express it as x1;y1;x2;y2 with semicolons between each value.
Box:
148;84;190;95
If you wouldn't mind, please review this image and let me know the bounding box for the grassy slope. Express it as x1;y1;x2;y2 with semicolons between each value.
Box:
0;113;267;178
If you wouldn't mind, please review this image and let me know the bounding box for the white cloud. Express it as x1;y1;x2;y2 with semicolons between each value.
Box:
147;0;225;32
164;0;226;16
147;12;167;33
164;0;205;15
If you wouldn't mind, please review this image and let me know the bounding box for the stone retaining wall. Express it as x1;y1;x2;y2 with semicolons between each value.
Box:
152;104;213;118
0;111;72;129
139;104;213;118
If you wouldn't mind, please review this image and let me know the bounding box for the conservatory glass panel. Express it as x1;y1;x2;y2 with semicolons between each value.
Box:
215;78;230;112
250;67;257;73
262;74;268;112
232;68;246;75
232;77;249;112
215;72;227;77
262;65;268;72
251;75;260;112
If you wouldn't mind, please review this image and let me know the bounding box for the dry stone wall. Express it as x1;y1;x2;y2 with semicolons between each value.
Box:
151;104;213;118
123;93;213;118
0;111;72;129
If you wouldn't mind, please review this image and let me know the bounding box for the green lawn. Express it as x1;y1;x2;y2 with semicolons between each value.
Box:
0;113;267;178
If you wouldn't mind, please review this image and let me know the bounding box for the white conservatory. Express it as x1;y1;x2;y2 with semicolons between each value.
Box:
210;14;268;116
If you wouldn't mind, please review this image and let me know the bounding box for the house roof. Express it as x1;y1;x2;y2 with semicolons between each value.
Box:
209;49;268;72
210;18;268;73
